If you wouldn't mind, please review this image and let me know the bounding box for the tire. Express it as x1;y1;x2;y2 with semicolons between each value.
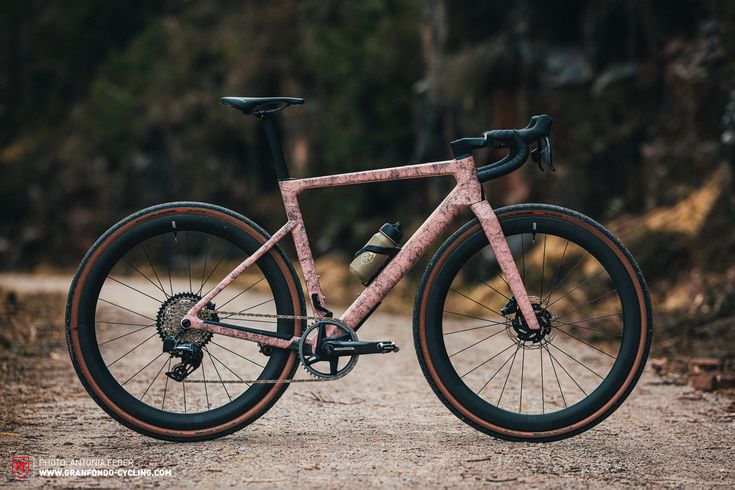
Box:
413;204;652;442
66;202;306;441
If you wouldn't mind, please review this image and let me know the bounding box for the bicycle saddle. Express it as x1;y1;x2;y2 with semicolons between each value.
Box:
220;96;304;116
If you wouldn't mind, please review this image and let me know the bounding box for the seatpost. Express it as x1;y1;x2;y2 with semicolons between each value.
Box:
259;114;290;181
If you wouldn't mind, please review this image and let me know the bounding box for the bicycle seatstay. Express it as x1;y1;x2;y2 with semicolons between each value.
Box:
183;156;540;345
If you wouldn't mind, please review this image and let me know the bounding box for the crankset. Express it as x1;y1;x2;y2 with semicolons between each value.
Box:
298;319;399;380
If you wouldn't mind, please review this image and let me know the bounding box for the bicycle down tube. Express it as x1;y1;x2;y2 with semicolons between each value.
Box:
183;156;541;347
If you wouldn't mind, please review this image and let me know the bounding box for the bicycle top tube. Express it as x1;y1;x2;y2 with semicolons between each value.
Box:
221;95;552;186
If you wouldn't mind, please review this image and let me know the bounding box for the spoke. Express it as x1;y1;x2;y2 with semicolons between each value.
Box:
210;341;265;368
140;243;168;299
549;342;604;379
107;332;158;367
544;254;585;304
477;345;520;396
546;268;606;308
200;243;233;297
444;310;498;323
96;320;151;327
185;231;193;292
98;324;154;346
546;348;587;396
558;311;623;324
519;346;525;413
216;276;265;310
545;239;569;304
122;259;169;298
140;355;171;401
521;234;526;285
121;351;165;386
449;328;508;358
162;357;172;410
450;288;504;318
497;345;520;407
205;348;231;401
108;276;164;303
98;298;155;321
479;249;512;291
539;234;547;300
197;236;212;295
182;376;187;413
220;298;274;320
202;357;210;411
554;289;618;321
205;348;251;387
545;344;567;408
462;266;511;301
555;327;617;359
164;234;174;297
554;318;622;337
540;347;545;414
461;343;516;378
443;321;507;336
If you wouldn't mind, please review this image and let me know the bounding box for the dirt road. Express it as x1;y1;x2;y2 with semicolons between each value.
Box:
1;274;733;488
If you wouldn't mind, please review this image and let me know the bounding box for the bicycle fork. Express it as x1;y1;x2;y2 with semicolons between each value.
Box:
471;200;541;331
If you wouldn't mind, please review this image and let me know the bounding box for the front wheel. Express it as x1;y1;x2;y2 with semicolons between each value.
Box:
414;204;652;441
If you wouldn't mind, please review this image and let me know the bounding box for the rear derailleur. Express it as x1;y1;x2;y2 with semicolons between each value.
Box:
162;334;203;382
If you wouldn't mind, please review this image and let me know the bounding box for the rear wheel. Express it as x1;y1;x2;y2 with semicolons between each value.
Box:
66;202;305;441
414;204;652;441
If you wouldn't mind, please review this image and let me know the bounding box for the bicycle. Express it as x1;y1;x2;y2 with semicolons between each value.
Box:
66;96;652;442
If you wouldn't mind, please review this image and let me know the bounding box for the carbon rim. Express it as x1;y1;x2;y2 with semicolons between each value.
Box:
417;208;649;437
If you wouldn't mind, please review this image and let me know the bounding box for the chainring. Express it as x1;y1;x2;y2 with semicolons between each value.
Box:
298;319;359;380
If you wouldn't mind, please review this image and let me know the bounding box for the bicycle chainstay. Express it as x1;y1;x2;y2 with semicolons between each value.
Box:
183;310;335;384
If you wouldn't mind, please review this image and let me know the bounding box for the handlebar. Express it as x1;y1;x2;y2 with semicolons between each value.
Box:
450;114;553;183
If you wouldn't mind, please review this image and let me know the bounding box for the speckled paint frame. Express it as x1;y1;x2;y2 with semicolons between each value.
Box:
183;156;540;346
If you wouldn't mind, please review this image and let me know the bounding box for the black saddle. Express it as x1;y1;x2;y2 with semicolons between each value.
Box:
220;96;304;116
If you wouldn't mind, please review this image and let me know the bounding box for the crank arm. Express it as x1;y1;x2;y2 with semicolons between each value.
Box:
323;339;399;355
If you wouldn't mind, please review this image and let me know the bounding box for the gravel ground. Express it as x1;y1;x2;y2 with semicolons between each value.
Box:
1;274;734;488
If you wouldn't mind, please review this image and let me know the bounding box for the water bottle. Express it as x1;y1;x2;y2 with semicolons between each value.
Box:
349;222;403;285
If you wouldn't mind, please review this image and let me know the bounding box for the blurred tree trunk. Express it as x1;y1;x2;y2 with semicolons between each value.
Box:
413;0;449;211
490;90;529;204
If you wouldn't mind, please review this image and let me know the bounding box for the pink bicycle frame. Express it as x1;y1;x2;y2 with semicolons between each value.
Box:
183;156;540;348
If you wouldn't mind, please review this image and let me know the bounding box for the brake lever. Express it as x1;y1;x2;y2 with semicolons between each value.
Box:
531;137;554;172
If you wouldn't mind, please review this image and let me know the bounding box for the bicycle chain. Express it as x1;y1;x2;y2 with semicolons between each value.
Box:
214;311;323;322
186;310;336;384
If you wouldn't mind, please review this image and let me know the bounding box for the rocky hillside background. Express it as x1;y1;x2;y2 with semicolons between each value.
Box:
1;1;734;355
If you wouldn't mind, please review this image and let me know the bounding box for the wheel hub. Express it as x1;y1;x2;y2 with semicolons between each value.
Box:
156;292;218;347
502;296;554;345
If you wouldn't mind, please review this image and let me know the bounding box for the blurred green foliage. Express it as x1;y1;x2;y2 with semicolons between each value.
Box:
1;0;734;291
